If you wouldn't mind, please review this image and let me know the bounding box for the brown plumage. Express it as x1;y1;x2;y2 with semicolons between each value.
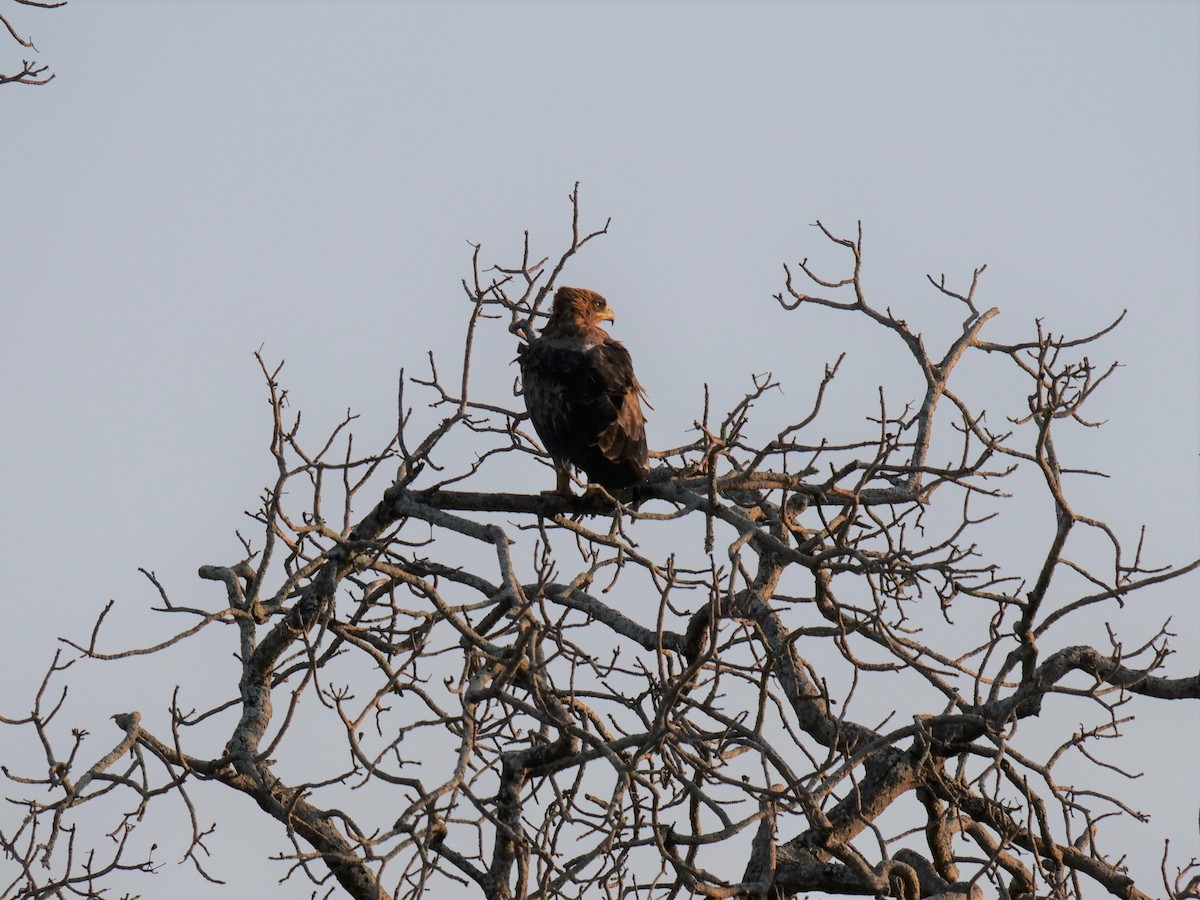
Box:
518;286;649;496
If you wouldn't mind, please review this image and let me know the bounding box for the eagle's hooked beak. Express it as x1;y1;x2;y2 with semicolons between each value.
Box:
598;303;616;326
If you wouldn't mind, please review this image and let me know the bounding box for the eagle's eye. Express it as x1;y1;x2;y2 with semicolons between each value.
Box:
593;297;605;310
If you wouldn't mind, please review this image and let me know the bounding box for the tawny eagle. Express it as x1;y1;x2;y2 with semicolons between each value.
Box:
518;286;649;496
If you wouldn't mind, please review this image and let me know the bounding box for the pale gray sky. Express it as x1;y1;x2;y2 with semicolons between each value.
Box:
2;2;1197;897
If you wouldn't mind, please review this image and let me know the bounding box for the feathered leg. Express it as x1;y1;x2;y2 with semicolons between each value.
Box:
553;461;573;497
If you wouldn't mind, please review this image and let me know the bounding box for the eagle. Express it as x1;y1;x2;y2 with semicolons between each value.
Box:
518;286;649;496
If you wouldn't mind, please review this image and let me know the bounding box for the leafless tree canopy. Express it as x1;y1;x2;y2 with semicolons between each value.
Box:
0;0;63;86
3;191;1197;900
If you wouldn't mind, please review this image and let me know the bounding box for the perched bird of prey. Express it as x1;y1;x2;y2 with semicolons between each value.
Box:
518;286;649;496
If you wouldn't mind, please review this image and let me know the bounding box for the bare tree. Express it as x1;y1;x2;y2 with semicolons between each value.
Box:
0;0;64;86
2;189;1197;900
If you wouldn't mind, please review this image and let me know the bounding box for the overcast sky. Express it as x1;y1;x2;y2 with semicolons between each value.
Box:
2;2;1197;897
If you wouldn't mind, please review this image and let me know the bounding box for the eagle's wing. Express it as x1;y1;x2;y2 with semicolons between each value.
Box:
593;339;648;474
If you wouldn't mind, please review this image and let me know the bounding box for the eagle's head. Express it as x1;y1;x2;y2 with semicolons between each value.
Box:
548;286;616;335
